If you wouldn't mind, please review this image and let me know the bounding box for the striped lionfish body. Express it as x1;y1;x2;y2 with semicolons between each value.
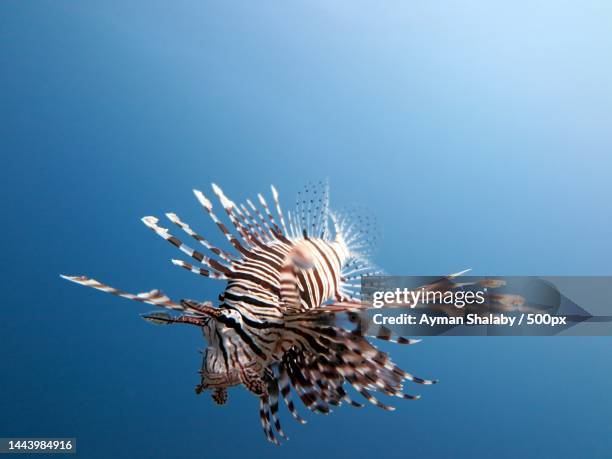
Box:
62;182;436;444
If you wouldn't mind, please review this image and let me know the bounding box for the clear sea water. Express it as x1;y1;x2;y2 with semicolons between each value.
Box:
2;2;612;458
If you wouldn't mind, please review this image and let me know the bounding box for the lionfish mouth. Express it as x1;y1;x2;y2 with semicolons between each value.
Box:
197;371;242;391
62;181;439;445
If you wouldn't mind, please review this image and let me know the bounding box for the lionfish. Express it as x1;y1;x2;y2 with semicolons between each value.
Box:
61;182;436;444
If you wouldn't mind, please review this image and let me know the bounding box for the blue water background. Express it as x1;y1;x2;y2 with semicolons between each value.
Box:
2;2;612;458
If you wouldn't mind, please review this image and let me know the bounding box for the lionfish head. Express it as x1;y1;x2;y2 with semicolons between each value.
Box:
196;334;243;406
196;306;257;401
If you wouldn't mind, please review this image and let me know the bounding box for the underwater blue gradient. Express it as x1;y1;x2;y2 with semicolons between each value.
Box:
2;1;612;458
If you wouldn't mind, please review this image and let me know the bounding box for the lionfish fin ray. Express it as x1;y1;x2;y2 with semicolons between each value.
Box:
141;216;231;278
295;179;330;239
59;274;188;312
211;183;260;247
193;189;251;256
164;212;235;265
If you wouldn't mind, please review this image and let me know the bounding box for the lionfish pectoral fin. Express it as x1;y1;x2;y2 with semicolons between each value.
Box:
415;270;526;314
325;301;422;345
259;395;281;445
264;371;289;441
414;269;473;297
